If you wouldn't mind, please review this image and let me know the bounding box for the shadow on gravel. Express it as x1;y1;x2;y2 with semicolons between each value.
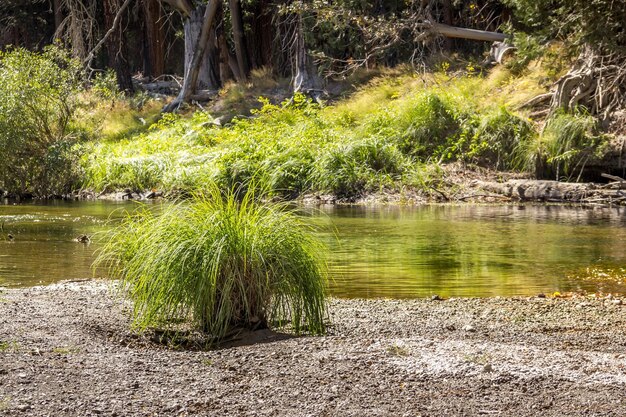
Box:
86;313;299;351
149;328;296;350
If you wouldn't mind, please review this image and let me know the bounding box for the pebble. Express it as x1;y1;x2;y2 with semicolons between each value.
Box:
462;325;476;332
483;364;493;373
612;299;623;306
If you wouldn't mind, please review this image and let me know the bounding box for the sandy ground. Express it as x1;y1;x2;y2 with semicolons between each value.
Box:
1;281;626;416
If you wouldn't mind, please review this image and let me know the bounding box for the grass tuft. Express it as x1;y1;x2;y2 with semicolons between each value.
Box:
513;110;601;180
96;182;328;340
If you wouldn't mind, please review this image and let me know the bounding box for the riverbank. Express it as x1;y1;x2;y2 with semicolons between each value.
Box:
73;163;626;207
1;281;625;416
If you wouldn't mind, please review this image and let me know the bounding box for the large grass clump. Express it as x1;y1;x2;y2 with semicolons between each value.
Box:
97;183;328;339
513;110;602;180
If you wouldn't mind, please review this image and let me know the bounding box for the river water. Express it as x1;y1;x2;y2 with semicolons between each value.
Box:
1;201;625;298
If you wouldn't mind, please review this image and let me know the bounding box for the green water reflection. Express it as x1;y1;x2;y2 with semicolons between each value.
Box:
1;201;625;298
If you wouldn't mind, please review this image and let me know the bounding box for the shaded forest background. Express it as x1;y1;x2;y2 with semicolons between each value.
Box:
0;1;624;116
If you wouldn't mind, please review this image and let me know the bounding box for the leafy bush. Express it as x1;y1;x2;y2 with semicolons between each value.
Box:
465;107;534;170
370;92;463;159
314;138;407;198
91;69;124;102
0;46;83;197
504;32;544;75
97;184;328;339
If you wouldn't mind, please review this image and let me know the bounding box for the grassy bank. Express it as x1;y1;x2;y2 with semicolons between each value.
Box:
80;62;609;200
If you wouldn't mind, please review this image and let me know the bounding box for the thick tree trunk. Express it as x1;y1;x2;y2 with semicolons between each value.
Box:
216;3;234;83
163;0;219;112
228;0;249;81
245;0;273;69
183;6;219;90
143;0;165;78
103;0;134;93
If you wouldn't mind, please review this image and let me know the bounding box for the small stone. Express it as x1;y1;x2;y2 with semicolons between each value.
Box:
431;294;442;301
483;364;493;373
462;325;476;332
537;293;546;298
612;299;623;305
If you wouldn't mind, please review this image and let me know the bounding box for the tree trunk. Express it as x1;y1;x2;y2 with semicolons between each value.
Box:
441;0;454;50
143;0;165;78
292;13;320;95
163;0;219;112
228;0;249;81
103;0;134;93
216;3;234;83
53;0;64;31
183;6;219;90
245;0;273;69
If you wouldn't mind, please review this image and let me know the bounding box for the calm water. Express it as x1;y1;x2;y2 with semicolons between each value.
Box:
1;200;625;298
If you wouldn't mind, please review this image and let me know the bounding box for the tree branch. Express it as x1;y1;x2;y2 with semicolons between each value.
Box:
159;0;193;18
83;0;134;66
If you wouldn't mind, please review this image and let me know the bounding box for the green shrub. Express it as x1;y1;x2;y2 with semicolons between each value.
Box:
92;69;123;102
0;46;83;197
365;92;463;159
465;107;534;170
314;138;406;198
97;183;328;339
504;32;544;75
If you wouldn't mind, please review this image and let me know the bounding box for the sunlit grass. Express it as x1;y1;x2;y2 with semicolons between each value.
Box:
81;55;610;196
512;110;602;180
96;183;328;339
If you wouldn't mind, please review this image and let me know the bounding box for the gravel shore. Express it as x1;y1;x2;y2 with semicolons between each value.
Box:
1;281;625;416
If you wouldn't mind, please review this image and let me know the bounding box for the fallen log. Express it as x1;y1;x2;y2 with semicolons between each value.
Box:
476;179;625;206
432;23;507;43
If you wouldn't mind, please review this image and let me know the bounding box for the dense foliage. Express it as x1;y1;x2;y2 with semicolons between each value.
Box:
97;184;328;338
0;47;83;197
83;66;606;198
504;0;625;51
